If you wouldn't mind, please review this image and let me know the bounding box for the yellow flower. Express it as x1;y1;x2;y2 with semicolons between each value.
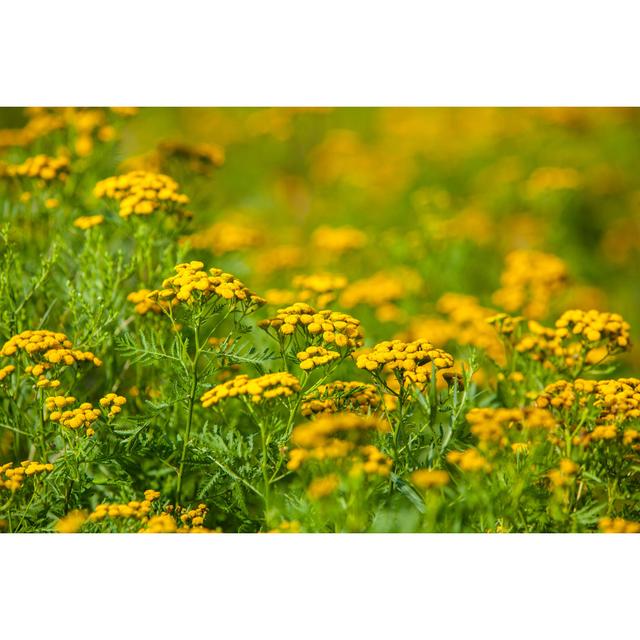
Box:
410;469;450;490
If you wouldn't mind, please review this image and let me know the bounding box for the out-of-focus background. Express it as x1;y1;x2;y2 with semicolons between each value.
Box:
2;107;639;369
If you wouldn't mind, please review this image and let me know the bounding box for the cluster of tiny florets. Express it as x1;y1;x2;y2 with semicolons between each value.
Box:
356;339;455;392
296;345;340;371
5;154;70;182
73;214;104;230
1;330;102;388
1;461;54;492
89;489;161;523
301;380;384;417
288;413;391;476
146;261;265;311
200;372;301;407
465;407;557;445
258;303;364;349
492;249;568;319
93;171;189;218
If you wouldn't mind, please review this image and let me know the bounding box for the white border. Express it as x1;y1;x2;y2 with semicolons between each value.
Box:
1;1;640;105
1;534;638;637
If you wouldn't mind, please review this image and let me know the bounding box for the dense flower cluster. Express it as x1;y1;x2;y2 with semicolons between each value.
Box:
537;378;640;442
1;461;54;491
73;214;104;230
307;474;340;500
200;372;301;407
127;288;171;315
5;154;69;182
598;517;640;533
404;293;505;365
93;171;190;218
410;468;450;490
514;310;632;372
46;396;101;435
301;381;384;417
296;345;340;371
99;393;127;417
146;261;265;312
0;364;15;381
492;249;568;319
288;413;390;475
446;448;492;472
55;509;88;533
88;489;161;523
547;458;579;488
1;330;102;388
356;339;455;392
466;407;557;445
258;303;364;349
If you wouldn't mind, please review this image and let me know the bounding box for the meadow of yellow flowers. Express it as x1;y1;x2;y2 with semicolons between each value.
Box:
0;107;639;533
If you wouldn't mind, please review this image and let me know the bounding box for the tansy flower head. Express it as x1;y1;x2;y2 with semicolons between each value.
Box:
201;372;301;407
258;303;364;350
73;214;104;230
5;154;69;182
410;469;450;490
301;380;385;417
147;261;265;312
356;339;455;392
93;170;190;219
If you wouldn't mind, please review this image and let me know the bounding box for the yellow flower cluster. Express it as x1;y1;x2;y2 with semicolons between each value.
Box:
301;380;384;417
404;293;505;365
127;288;171;315
466;407;556;445
1;330;102;388
310;225;367;254
492;250;568;319
1;461;54;491
0;364;15;381
5;154;69;182
258;303;364;350
296;345;340;371
292;273;347;307
185;221;264;256
46;396;101;435
55;509;88;533
93;171;189;218
537;378;640;439
307;474;340;500
447;449;492;472
514;310;632;372
140;503;214;533
89;489;161;523
548;458;579;488
410;468;450;490
147;261;265;311
288;412;390;475
73;214;104;230
598;517;640;533
99;393;127;417
350;445;393;477
201;372;301;407
356;339;455;392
